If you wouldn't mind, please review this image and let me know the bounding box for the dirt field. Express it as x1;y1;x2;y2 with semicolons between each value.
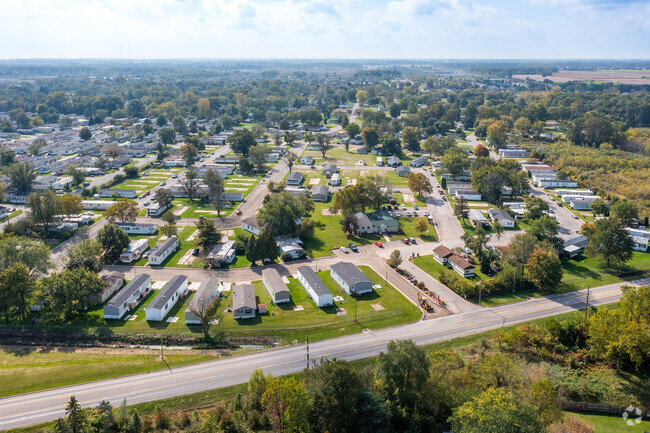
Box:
513;70;650;85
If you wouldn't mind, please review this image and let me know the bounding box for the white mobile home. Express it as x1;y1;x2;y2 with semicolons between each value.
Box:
119;239;149;263
296;266;333;307
262;268;291;304
330;262;373;295
148;237;178;265
82;200;113;211
145;275;188;321
185;277;220;324
89;272;124;304
103;274;151;319
232;283;256;319
116;222;157;235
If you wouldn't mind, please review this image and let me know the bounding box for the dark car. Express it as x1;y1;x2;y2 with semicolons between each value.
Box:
192;248;200;256
381;206;387;210
348;243;358;252
387;205;392;210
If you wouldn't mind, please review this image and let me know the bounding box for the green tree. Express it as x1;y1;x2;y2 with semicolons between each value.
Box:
37;268;105;323
454;197;469;224
470;165;511;204
0;236;52;278
229;129;256;156
97;223;130;263
258;228;279;262
188;293;221;338
439;148;470;180
0;263;34;321
126;100;145;118
590;198;609;217
361;127;380;150
610;199;638;226
249;144;272;171
79;127;92;141
524;196;549;220
526;248;563;291
59;194;83;219
195;217;221;251
158;127;175;145
388;250;402;267
528;215;563;252
124;165;139;179
584;217;634;268
401;126;421;151
486;120;510;149
407;172;432;198
27;190;60;232
105;199;139;223
284;152;297;173
181;143;198;166
415;217;429;236
28;139;45;156
461;225;491;261
181;167;201;201
203;169;225;217
263;377;311;433
342;213;358;235
156;115;167;127
345;122;361;139
245;235;260;264
390;103;401;118
258;191;314;236
450;387;544;433
66;239;103;273
154;188;174;210
127;411;143;433
8;161;36;194
172;115;187;133
66;166;86;187
315;133;332;158
514;117;533;135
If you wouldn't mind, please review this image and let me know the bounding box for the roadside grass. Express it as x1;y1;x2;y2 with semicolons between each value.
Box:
0;209;23;221
573;411;650;432
0;349;215;399
388;217;437;241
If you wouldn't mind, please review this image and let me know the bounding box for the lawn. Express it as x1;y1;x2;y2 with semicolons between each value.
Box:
388;217;437;241
0;348;215;398
302;146;414;166
211;265;421;342
572;411;650;433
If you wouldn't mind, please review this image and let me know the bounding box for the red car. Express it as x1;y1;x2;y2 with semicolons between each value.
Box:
375;241;383;247
401;238;410;244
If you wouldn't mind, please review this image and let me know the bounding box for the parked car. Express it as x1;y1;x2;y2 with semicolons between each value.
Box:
387;205;392;210
413;205;419;210
394;189;401;193
406;211;412;217
423;211;429;216
412;211;418;216
375;241;383;247
144;191;151;196
348;243;358;252
395;212;402;217
401;204;407;210
381;206;387;210
408;237;416;244
192;248;199;256
340;246;349;253
143;201;150;206
573;214;579;219
160;181;166;186
172;174;178;178
401;238;410;244
442;196;447;201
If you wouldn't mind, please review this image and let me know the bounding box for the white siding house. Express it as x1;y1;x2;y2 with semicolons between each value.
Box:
296;266;333;307
103;274;151;319
145;275;188;321
330;262;373;295
148;237;178;265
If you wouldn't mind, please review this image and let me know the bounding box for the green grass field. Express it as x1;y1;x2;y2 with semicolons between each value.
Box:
573;411;650;432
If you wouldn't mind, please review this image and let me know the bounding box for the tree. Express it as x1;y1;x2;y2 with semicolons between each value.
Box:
105;199;139;223
284;152;297;173
333;177;385;215
345;122;361;139
158;127;175;145
239;157;253;174
278;118;291;130
127;411;143;433
0;263;34;321
258;191;314;236
27;190;60;232
126;99;145;118
263;377;311;433
284;130;297;146
415;217;429;236
188;292;221;338
66;166;86;187
154;188;174;210
474;143;490;157
401;126;420;151
361;127;380;150
181;143;198;166
37;268;105;323
381;135;402;157
249;145;271;171
584;217;634;268
258;228;279;262
245;235;260;264
524;196;549;220
229;129;256;156
470;165;511;204
388;250;402;267
342;213;358;235
97;223;129;263
589;198;608;218
610;199;638;226
203;169;225;217
356;89;368;103
390;103;401;118
454;197;469;224
450;387;544;433
528;215;563;252
195;217;221;251
171;115;187;133
28;139;45;156
486;120;510;149
79;127;92;141
66;239;103;273
59;194;82;219
461;225;490;260
156;115;167;127
197;97;211;117
439;148;470;180
8;161;36;194
315;133;332;158
526;248;563;291
407;172;432;198
0;236;52;278
181;168;201;201
514;117;533;135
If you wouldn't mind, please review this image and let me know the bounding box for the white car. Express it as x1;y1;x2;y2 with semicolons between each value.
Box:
400;204;406;210
394;189;401;193
340;246;349;253
423;211;429;217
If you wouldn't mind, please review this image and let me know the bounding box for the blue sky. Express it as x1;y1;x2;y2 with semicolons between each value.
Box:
1;0;649;59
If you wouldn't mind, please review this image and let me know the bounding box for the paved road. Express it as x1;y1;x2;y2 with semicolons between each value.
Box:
529;185;583;236
0;281;632;430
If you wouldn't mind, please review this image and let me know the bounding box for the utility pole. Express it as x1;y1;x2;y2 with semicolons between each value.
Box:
584;286;590;321
305;337;310;370
160;336;164;360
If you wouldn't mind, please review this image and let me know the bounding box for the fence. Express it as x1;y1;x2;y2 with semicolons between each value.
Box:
560;399;649;418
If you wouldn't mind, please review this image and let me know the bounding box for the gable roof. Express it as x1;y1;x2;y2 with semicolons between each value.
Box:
232;283;256;311
297;266;331;296
150;237;177;259
433;245;453;258
449;255;474;270
150;275;187;310
330;262;372;287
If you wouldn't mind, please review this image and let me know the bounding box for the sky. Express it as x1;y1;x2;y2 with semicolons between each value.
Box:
1;0;649;59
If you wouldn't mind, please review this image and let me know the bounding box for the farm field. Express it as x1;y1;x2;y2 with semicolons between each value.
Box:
513;69;650;84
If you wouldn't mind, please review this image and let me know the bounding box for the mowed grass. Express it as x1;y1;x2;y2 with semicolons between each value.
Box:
573;411;650;433
0;348;214;398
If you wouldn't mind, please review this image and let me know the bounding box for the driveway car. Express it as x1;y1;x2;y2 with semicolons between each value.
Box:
375;241;383;247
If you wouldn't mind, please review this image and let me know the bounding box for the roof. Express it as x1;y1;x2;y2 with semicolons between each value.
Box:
102;271;123;285
242;215;260;227
116;222;157;229
433;245;453;258
330;262;372;287
262;268;290;296
297;266;331;296
286;172;303;182
488;209;514;221
150;237;177;259
233;283;256;310
396;166;410;173
449;255;475;270
207;241;235;260
106;274;151;308
469;210;488;221
188;277;220;312
311;185;329;196
150;275;187;310
367;210;399;227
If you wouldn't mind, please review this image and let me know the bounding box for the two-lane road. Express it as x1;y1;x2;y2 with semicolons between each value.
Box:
0;281;636;430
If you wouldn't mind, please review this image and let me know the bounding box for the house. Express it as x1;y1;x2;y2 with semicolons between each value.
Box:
89;272;124;304
376;156;383;166
433;245;454;265
296;266;333;307
262;268;291;304
98;189;137;199
145;275;188;321
626;228;649;252
82;200;113;211
300;155;314;165
163;158;186;167
330;262;373;295
148;237;178;265
116;222;157;235
410;155;428;167
469;210;490;228
488;209;515;228
61;214;93;225
185;277;220;324
455;189;482;201
322;164;337;176
440;171;471;182
535;178;579;188
286;172;304;186
562;234;589;258
103;274;151;319
147;202;170;217
354;210;399;234
108;156;132;168
555;189;594;198
448;255;475;278
276;236;304;259
120;239;149;263
570;199;594;210
446;182;473;194
395;166;411;177
311;185;329;202
328;173;341;186
386;155;400;167
207;241;236;266
242;216;262;236
498;148;530;158
232;283;257;319
561;195;600;204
